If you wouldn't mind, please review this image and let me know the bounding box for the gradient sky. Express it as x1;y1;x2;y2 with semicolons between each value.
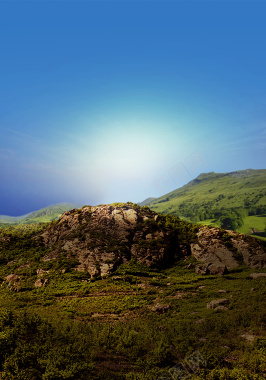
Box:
1;0;266;216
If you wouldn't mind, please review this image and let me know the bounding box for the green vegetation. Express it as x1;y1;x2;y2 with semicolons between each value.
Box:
0;222;265;379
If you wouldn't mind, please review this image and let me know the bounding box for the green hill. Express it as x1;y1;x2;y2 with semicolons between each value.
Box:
147;169;266;238
0;202;80;225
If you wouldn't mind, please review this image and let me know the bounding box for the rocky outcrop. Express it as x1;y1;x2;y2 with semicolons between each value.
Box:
191;226;265;274
37;204;265;278
40;204;178;278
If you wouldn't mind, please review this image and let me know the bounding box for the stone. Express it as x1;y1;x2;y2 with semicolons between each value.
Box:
207;299;229;309
5;274;20;284
151;303;170;313
194;319;205;324
214;306;229;312
241;333;256;343
4;274;21;291
37;269;49;277
250;273;266;279
34;278;49;287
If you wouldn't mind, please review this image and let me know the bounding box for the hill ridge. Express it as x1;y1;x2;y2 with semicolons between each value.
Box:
0;202;81;224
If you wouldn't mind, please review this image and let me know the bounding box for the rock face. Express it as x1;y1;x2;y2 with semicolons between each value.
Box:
38;204;266;278
40;204;178;278
191;226;265;274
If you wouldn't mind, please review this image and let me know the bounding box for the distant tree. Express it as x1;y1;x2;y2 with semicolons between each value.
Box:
220;217;239;230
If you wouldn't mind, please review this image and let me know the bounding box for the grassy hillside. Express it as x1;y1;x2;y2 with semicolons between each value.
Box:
148;169;266;234
0;202;80;225
0;222;265;379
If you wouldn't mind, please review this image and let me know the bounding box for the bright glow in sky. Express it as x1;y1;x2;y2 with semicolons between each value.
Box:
1;1;266;215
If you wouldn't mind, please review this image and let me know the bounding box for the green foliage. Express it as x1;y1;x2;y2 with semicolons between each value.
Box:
158;214;199;243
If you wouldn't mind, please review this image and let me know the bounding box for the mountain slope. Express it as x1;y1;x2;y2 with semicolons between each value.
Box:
137;197;156;207
147;169;266;231
0;202;80;224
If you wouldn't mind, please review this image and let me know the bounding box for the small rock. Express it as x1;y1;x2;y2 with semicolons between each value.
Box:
218;289;227;293
5;274;20;284
207;299;229;309
37;269;49;277
151;303;170;313
241;333;256;343
34;278;49;287
4;274;21;291
214;306;229;312
250;273;266;279
194;319;205;324
198;338;207;342
112;276;124;281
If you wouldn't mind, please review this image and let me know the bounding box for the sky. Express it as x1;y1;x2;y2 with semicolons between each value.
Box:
1;0;266;216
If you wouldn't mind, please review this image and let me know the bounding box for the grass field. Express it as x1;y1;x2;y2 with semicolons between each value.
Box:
237;214;266;234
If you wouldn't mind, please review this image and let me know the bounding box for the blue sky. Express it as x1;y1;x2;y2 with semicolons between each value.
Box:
1;0;266;215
